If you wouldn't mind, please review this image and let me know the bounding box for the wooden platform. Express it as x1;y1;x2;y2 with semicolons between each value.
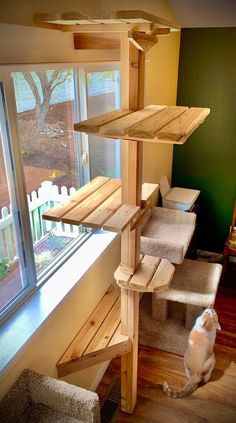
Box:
115;255;175;292
74;105;210;145
57;256;175;378
35;10;179;31
42;176;158;232
57;284;131;377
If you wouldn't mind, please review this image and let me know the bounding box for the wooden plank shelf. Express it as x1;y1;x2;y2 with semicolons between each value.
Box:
35;10;179;31
114;255;175;292
57;284;131;377
74;105;210;145
42;177;158;232
42;176;110;222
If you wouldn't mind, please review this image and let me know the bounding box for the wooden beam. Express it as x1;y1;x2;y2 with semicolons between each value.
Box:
74;33;120;50
57;335;131;376
151;28;170;36
116;10;179;30
103;204;140;233
119;32;144;414
61;23;153;33
141;183;159;204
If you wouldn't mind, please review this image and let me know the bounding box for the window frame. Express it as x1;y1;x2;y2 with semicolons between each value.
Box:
0;61;120;324
0;81;37;322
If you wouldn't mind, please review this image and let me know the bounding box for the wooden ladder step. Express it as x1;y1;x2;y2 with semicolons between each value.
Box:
57;284;131;377
114;255;175;292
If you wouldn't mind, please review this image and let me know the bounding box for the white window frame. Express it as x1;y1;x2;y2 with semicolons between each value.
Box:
0;61;120;324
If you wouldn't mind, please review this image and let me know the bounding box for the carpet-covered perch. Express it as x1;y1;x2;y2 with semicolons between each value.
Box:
0;369;100;423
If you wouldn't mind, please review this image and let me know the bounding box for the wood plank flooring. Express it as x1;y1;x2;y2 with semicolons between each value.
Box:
97;265;236;423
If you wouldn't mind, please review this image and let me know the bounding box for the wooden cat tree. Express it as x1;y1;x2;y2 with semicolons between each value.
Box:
40;10;210;414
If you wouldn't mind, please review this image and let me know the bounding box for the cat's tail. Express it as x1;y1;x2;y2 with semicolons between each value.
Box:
163;374;201;399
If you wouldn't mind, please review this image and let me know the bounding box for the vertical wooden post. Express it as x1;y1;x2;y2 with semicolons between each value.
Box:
120;33;145;414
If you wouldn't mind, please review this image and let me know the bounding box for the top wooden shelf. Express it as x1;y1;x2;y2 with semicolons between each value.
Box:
74;105;210;145
35;10;179;32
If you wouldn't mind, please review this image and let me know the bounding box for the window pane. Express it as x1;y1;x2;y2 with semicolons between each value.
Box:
11;69;89;280
0;92;29;312
87;70;120;178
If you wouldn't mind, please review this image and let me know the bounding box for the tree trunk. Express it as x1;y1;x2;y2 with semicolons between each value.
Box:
23;70;70;134
35;96;51;133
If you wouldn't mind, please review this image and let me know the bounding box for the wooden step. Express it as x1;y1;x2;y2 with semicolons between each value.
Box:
114;255;175;292
73;105;210;145
57;284;131;377
43;177;157;232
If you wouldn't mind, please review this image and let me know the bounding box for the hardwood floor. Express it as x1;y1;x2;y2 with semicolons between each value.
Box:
97;267;236;423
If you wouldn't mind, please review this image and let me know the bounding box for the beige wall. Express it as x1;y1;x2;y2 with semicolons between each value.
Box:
143;31;180;185
0;0;180;398
0;23;119;64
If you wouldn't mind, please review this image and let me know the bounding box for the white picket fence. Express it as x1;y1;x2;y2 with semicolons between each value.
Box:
0;181;81;262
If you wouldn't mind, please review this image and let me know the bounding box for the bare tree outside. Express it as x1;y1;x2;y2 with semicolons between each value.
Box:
22;70;72;133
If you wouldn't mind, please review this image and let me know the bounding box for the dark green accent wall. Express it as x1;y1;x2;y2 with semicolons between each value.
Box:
173;28;236;253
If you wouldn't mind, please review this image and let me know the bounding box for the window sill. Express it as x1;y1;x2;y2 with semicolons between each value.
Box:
0;230;118;374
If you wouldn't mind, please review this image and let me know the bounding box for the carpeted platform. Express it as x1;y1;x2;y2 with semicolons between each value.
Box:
139;293;190;356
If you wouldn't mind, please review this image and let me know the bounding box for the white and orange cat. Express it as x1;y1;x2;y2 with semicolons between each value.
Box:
163;308;221;399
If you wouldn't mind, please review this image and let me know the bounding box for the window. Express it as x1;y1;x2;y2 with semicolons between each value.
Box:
0;63;120;322
0;83;35;317
86;70;120;179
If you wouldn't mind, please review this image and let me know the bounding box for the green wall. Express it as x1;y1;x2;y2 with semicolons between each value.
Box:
173;28;236;253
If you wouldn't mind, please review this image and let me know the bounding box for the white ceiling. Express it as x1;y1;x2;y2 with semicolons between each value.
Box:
168;0;236;28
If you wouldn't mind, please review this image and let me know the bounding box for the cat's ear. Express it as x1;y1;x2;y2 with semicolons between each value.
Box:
216;321;221;330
